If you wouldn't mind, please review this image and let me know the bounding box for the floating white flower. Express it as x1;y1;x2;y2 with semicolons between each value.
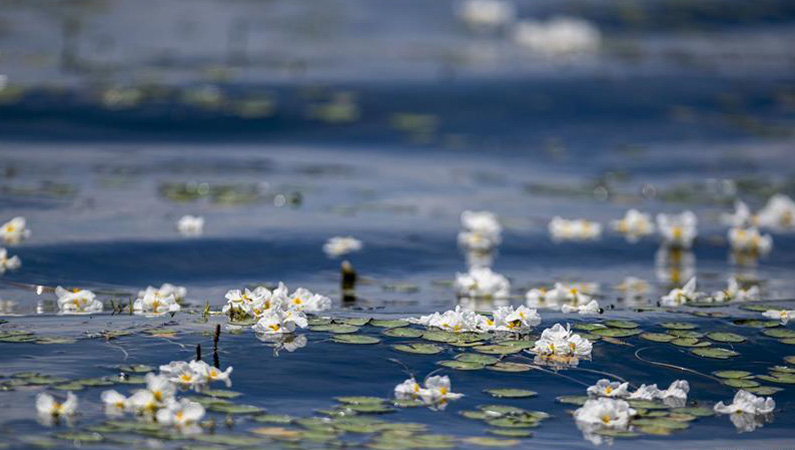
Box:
762;309;795;325
728;227;772;255
657;211;697;249
223;286;279;320
513;17;601;56
561;299;601;315
36;392;78;422
126;388;159;414
454;267;510;299
457;210;502;251
712;277;759;302
629;380;689;407
714;390;775;415
525;286;559;309
532;323;593;365
138;284;187;303
155;397;205;431
464;249;495;268
757;194;795;230
1;217;31;245
456;0;515;30
286;287;332;313
395;375;463;409
145;373;177;404
177;215;204;236
487;305;541;332
611;209;655;242
0;247;21;274
134;290;180;316
189;360;234;387
101;390;128;416
252;308;308;335
574;397;635;428
587;379;630;399
55;286;103;314
549;217;602;241
410;305;485;333
721;201;755;228
660;277;701;306
323;236;363;257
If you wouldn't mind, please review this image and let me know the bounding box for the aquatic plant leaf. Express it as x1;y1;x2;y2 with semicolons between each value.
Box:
332;335;380;344
207;403;264;414
251;414;295;424
723;378;760;388
594;429;639;438
335;396;388;405
592;328;641;338
707;332;746;343
115;364;154;373
573;323;607;332
455;353;498;365
341;318;371;327
488;429;533;438
604;320;639;329
437;360;485;371
484;389;537;398
746;386;783;395
660;322;697;330
392;343;443;354
348;403;395;414
311;324;360;334
382;328;423;338
691;348;739;359
464;437;520;447
473;345;523;355
201;389;242;399
763;329;795;339
640;333;676;343
756;374;795;384
671;337;706;347
486;363;532;373
631;418;689;430
35;337;78;345
555;395;589;406
672;407;714;417
422;331;459;343
667;330;703;338
713;370;752;379
732;319;780;328
459;410;491;420
370;320;409;328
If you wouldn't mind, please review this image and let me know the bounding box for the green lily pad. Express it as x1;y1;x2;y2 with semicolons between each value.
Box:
115;364;154;373
739;304;779;312
671;338;704;347
473;345;523;355
733;319;780;328
332;335;380;345
477;405;527;416
781;338;795;345
631;418;689;430
460;410;491;420
422;331;459;343
592;328;641;338
667;330;704;338
370;319;409;328
336;396;387;404
35;337;78;345
707;332;746;343
341;318;371;327
251;414;295;424
594;429;639;438
756;374;795;384
207;403;264;414
640;333;676;343
348;403;395;414
555;395;589;406
485;417;540;429
573;323;607;331
201;389;242;399
438;360;485;371
488;429;533;438
723;378;760;388
661;322;697;330
392;343;444;355
493;340;536;349
54;382;85;391
52;432;104;443
691;347;739;359
464;437;520;447
628;400;669;410
604;320;639;329
382;328;423;338
763;329;795;339
311;324;360;334
746;386;783;395
455;353;499;365
486;362;532;373
484;389;537;398
784;356;795;365
672;407;714;417
713;370;753;379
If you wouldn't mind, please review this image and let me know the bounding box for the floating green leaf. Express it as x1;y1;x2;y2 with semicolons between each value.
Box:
640;333;676;343
707;332;746;343
383;328;423;338
484;389;537;398
604;320;639;329
486;363;532;373
392;343;443;355
370;320;409;328
691;348;739;359
332;335;380;345
661;322;697;330
438;360;485;371
455;353;499;365
713;370;752;379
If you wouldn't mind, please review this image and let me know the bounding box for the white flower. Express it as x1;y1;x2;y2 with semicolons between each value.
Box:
513;17;601;56
714;390;775;415
629;380;689;407
548;217;602;241
464;249;495;268
323;236;362;257
628;384;660;401
410;305;486;333
36;392;78;419
457;210;502;251
55;286;103;314
126;389;158;414
134;290;180;316
762;309;795;325
728;227;772;255
177;215;204;236
163;361;204;388
757;194;795;230
138;284;187;303
561;299;601;315
394;376;463;407
727;412;769;433
454;267;510;299
101;390;128;415
156;398;205;429
223;287;279;320
712;277;759;302
611;209;655;242
660;277;701;306
532;323;593;359
525;286;559;309
722;201;755;228
489;305;541;332
286;287;332;313
587;379;630;399
258;333;308;354
657;211;697;249
1;217;31;245
456;0;515;30
573;397;635;429
252;308;308;335
0;247;21;274
145;373;176;404
189;360;233;387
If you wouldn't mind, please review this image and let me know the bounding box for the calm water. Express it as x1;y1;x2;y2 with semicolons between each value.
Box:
2;0;795;448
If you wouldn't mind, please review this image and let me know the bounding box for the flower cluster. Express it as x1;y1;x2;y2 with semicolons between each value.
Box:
457;210;502;252
525;282;596;310
55;286;103;314
223;282;331;325
513;16;601;56
531;323;593;366
323;236;363;257
728;227;772;255
756;194;795;230
394;375;462;409
610;209;655;242
561;299;601;315
548;217;602;241
1;217;31;245
627;380;689;407
138;283;187;303
657;211;697;249
711;277;759;302
456;0;515;30
573;397;636;445
660;277;702;306
454;266;510;299
762;309;795;325
134;289;181;316
0;247;21;274
409;305;540;333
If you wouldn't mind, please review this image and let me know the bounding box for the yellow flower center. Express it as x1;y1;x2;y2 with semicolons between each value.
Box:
180;374;193;383
601;414;611;424
154;391;163;401
605;386;613;395
176;411;184;421
269;324;280;332
293;297;302;305
673;227;683;240
413;383;420;393
440;387;448;396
